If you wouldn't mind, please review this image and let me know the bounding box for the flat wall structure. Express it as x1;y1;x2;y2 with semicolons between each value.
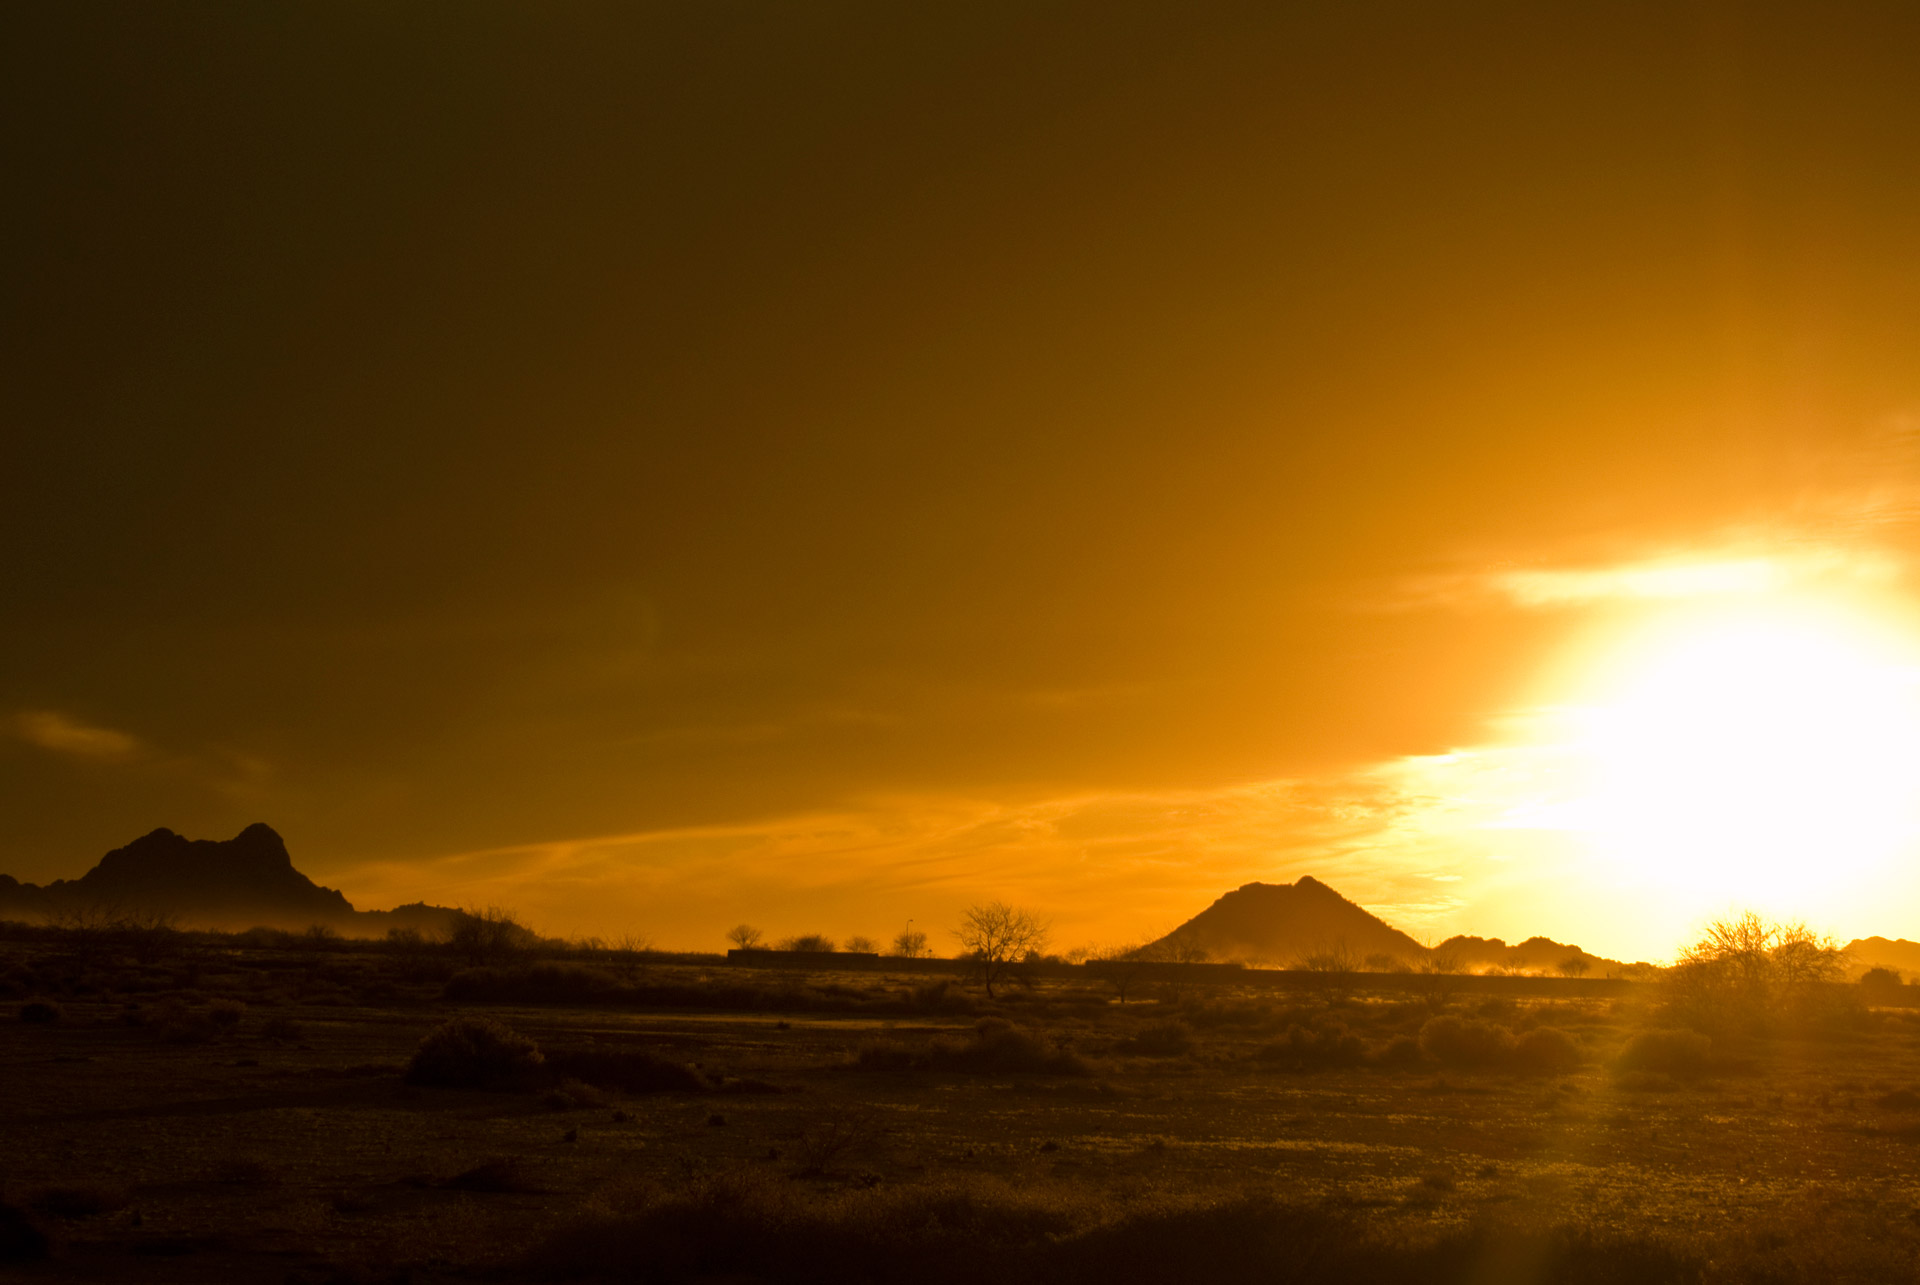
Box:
724;949;1638;997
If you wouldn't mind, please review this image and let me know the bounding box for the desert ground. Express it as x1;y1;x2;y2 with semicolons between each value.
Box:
6;930;1920;1283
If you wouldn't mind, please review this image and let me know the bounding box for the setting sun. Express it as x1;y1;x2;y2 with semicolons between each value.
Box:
1557;601;1920;908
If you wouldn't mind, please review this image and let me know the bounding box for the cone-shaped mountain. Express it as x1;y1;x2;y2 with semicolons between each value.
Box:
1150;876;1428;965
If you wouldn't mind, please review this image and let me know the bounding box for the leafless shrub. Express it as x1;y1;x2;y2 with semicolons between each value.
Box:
778;933;837;952
791;1106;880;1175
1665;912;1847;1035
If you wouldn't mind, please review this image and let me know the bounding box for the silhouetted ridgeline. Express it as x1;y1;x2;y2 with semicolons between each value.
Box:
1844;936;1920;981
1148;876;1618;975
0;824;454;935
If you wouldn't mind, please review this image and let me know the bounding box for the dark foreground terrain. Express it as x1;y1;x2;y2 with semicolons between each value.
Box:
6;930;1920;1283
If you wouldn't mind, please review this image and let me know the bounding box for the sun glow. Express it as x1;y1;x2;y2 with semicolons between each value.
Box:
1552;600;1920;908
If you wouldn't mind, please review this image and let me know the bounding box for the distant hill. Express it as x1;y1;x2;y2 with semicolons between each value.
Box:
1845;937;1920;981
1148;877;1428;966
1144;876;1627;974
1433;934;1622;977
0;824;454;935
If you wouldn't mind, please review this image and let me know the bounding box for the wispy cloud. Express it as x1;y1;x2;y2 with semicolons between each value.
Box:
12;710;141;762
1492;548;1900;609
1386;542;1904;614
335;773;1497;955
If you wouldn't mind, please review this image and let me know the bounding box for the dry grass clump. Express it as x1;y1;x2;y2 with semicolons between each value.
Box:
444;1157;543;1193
0;1199;53;1265
17;999;61;1024
1417;1017;1582;1074
1616;1029;1714;1079
904;979;977;1015
259;1015;303;1043
1510;1026;1582;1074
1254;1021;1366;1071
24;1184;130;1219
151;997;223;1044
543;1046;714;1094
404;1016;545;1088
1420;1016;1515;1067
1115;1021;1195;1057
854;1018;1091;1077
519;1169;1710;1285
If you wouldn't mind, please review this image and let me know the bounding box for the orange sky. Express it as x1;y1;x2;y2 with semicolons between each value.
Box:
8;4;1920;960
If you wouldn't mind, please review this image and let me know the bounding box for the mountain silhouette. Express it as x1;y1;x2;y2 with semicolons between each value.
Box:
1845;937;1920;981
1148;876;1428;965
1430;933;1618;975
0;824;452;933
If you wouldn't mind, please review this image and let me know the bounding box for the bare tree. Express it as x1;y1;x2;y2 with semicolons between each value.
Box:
1557;955;1590;978
1088;942;1152;1004
612;932;653;982
726;924;765;951
844;935;878;954
891;927;928;958
954;901;1048;998
1668;912;1846;1032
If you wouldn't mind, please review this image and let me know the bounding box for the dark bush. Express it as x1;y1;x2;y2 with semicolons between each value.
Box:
260;1016;303;1043
208;997;246;1028
854;1019;1091;1077
854;1039;920;1071
18;1000;60;1024
545;1078;615;1110
26;1185;129;1219
906;979;977;1015
938;1018;1091;1076
517;1169;1709;1285
543;1046;712;1094
1255;1023;1366;1071
1419;1016;1515;1068
152;998;221;1044
1372;1034;1423;1068
405;1017;545;1088
0;1201;52;1264
1616;1029;1713;1079
444;1157;543;1193
1117;1021;1194;1057
444;962;618;1004
1511;1027;1582;1075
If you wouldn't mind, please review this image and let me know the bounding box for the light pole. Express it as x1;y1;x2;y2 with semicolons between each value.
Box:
906;918;915;959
